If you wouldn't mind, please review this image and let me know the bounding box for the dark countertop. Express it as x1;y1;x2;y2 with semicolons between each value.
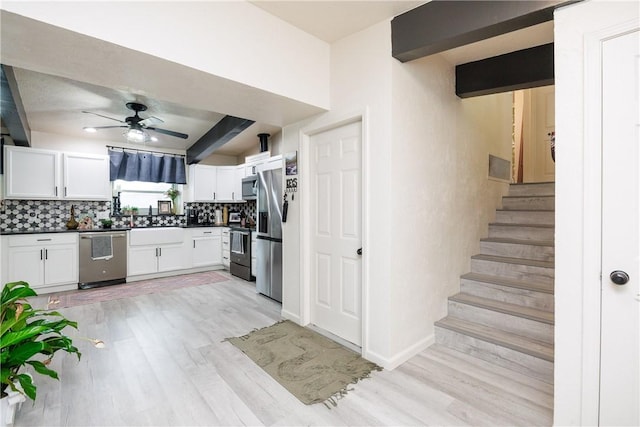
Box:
0;227;133;236
0;224;255;236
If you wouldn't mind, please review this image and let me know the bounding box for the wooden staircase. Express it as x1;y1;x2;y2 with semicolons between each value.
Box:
435;182;555;384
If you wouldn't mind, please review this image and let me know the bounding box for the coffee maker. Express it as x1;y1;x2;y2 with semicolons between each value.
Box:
186;208;199;226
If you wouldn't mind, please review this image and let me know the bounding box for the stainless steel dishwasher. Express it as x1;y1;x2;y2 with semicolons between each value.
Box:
79;231;127;289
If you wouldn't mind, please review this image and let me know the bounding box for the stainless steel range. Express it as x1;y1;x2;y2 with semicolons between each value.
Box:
230;227;253;281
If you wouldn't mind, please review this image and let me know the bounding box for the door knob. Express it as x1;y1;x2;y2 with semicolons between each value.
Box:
357;248;362;256
610;270;630;285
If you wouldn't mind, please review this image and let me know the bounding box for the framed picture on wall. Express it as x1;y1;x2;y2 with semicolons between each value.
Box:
158;200;171;215
285;151;297;176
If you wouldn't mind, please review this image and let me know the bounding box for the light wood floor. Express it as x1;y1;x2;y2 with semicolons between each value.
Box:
17;272;553;426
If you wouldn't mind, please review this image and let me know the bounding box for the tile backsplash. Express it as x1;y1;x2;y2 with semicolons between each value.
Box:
0;199;257;232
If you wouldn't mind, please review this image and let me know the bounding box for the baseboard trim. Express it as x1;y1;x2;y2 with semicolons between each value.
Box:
280;309;301;324
364;334;434;370
127;265;225;283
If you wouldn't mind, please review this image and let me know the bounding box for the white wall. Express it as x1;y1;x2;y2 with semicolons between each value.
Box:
2;1;330;110
554;1;639;424
389;53;511;358
281;19;510;369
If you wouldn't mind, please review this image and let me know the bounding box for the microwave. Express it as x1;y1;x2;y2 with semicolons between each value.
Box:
241;175;257;200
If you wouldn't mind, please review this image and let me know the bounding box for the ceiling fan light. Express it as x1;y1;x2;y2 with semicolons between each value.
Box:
83;127;97;133
150;136;158;142
125;128;148;143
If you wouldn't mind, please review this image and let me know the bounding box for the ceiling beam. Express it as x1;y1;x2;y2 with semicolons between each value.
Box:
0;65;31;146
391;0;580;63
186;115;254;165
456;43;554;98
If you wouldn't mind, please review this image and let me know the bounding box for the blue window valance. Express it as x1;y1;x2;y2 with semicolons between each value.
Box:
108;148;187;184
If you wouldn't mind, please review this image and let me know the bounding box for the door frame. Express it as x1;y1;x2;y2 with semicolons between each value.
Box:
299;109;369;354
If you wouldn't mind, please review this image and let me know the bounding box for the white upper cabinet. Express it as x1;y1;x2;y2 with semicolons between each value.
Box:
215;166;236;201
4;146;60;199
191;164;218;202
63;153;110;200
4;146;110;201
189;164;246;202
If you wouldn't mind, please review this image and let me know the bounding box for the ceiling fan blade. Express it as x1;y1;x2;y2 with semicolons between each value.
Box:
82;111;125;123
85;125;128;130
139;116;164;127
147;127;189;139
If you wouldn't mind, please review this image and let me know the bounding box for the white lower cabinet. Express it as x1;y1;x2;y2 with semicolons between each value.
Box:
128;243;187;276
128;228;187;276
221;227;230;269
190;228;222;268
1;233;78;291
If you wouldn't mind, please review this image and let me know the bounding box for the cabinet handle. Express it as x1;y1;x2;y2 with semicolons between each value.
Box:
213;192;216;200
40;249;43;260
158;248;162;257
45;249;48;260
37;238;52;241
55;186;58;196
204;231;212;234
193;241;196;249
155;248;158;257
232;191;235;200
64;187;67;197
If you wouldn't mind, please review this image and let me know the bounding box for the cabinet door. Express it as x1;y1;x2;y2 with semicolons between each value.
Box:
192;237;218;267
234;165;246;200
63;153;110;200
128;246;159;276
6;246;45;288
5;146;60;199
192;165;217;201
157;244;187;273
215;167;236;201
44;244;78;286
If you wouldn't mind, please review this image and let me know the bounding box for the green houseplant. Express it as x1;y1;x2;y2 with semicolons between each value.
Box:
1;281;81;401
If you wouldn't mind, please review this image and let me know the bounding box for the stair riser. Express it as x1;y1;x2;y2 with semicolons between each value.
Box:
508;183;555;197
488;225;555;241
502;197;555;210
461;279;554;312
448;301;554;344
495;210;555;225
480;241;555;262
471;259;554;285
435;326;554;384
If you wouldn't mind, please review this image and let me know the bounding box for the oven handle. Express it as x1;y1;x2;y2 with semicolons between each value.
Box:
231;230;250;237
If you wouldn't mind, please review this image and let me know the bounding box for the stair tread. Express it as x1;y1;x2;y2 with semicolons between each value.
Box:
480;237;555;247
490;222;555;229
461;273;554;294
435;317;554;362
450;293;554;324
503;195;555;199
496;209;555;213
471;254;555;268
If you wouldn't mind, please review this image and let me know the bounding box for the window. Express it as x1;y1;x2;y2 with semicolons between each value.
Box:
113;180;181;215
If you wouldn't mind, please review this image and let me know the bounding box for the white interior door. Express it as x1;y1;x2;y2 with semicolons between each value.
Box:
600;29;639;426
309;120;362;346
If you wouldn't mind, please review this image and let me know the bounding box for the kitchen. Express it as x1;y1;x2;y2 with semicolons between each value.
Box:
0;126;286;303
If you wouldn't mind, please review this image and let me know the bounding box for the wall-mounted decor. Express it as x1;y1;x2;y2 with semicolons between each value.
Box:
285;151;297;176
158;200;172;215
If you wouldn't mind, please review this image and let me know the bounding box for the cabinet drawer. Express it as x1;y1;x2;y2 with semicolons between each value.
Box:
8;233;77;247
190;228;221;238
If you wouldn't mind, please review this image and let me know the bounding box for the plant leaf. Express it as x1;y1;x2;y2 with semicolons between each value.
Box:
26;360;59;380
0;325;50;348
15;372;36;400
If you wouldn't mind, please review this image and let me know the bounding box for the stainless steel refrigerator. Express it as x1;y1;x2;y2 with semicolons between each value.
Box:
256;168;283;302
